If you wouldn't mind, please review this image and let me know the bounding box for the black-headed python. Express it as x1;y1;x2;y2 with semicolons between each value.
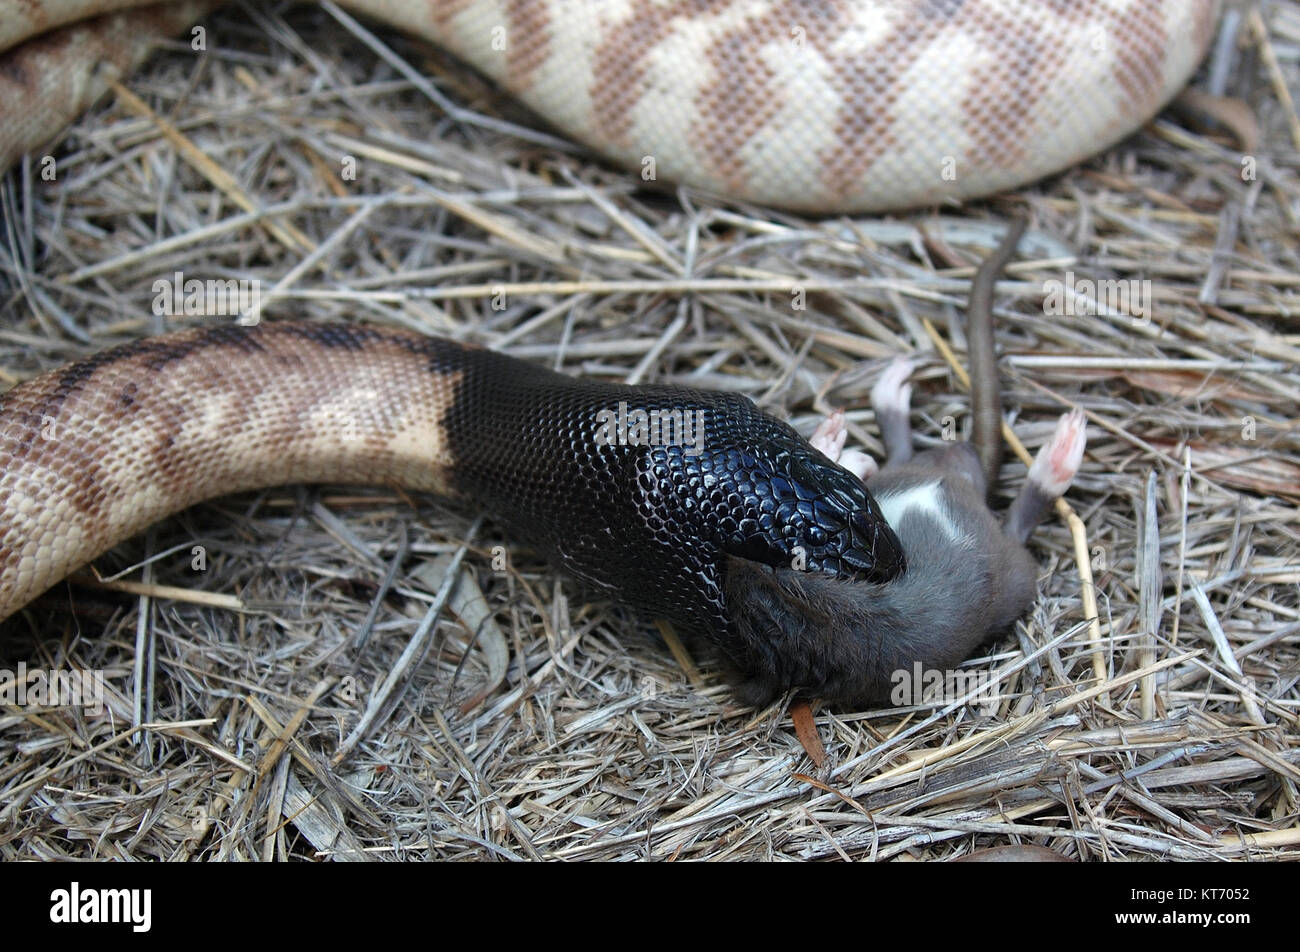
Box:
0;0;1220;705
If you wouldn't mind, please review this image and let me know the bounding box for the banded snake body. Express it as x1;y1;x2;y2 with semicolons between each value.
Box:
0;0;1220;704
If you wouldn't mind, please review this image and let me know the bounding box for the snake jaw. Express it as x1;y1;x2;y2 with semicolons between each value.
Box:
802;454;906;582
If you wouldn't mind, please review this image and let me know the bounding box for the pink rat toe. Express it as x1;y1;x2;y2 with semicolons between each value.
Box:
1029;408;1087;497
838;449;877;481
810;409;848;461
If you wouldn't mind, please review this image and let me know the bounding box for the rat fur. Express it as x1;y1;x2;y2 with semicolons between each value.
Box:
724;219;1086;708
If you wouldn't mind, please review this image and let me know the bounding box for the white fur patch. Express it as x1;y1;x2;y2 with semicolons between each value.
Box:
876;481;968;546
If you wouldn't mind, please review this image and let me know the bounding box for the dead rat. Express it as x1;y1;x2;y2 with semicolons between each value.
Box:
723;218;1087;708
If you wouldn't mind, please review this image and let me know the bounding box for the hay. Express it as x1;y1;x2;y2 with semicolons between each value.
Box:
0;2;1296;861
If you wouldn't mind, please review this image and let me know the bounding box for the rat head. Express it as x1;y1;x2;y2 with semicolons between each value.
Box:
721;558;894;708
719;524;1035;710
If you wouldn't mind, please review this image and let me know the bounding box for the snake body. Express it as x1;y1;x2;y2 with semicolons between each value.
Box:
0;0;1220;212
0;322;903;694
1;1;1219;702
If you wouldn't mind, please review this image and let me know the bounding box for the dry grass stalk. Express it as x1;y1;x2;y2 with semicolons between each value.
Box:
0;3;1296;860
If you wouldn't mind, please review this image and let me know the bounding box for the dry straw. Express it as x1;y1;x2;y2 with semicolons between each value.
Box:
0;2;1296;860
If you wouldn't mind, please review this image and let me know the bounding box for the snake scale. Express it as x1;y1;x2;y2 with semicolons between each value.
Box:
1;0;1219;704
0;0;1220;211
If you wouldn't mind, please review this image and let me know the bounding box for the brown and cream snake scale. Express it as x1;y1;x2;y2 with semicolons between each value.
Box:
1;0;1220;211
1;1;1220;700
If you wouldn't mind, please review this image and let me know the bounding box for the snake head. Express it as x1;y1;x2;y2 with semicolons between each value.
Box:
709;436;905;584
645;393;904;588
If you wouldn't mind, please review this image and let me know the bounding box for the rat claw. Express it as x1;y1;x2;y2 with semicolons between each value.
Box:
811;410;880;481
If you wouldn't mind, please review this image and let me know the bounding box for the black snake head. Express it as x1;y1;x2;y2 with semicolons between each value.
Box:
709;437;904;583
625;395;905;678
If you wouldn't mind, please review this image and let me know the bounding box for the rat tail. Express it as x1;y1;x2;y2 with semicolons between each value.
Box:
966;217;1027;499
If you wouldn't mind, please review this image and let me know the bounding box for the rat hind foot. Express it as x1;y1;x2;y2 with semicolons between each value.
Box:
1004;408;1087;544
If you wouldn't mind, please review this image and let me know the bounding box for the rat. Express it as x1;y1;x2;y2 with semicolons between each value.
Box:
721;218;1087;708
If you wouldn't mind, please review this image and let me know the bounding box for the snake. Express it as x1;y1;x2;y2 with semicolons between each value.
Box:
0;0;1220;211
0;0;1219;703
0;321;904;701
